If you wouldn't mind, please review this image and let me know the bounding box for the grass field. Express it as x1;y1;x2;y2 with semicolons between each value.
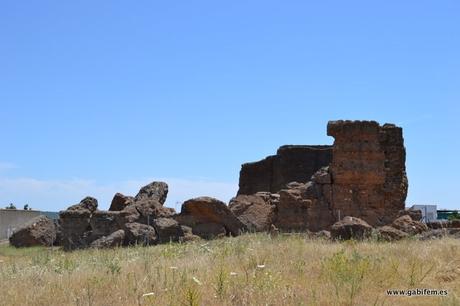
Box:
0;234;459;306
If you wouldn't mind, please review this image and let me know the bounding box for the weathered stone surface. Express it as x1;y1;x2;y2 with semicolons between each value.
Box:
313;230;331;239
66;196;98;213
89;211;121;241
418;228;460;240
327;121;408;226
274;179;335;232
124;222;157;246
109;193;134;211
117;204;142;225
330;216;373;240
180;226;201;242
113;199;176;230
176;197;246;237
192;223;226;239
135;181;169;205
229;193;276;232
9;215;56;247
90;229;125;248
238;145;332;195
275;185;312;231
426;221;451;229
134;199;176;224
53;219;62;246
59;197;96;250
376;225;408;241
397;209;422;222
391;215;428;235
311;166;331;184
153;218;184;243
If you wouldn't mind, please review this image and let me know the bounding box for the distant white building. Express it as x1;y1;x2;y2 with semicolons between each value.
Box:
411;205;437;222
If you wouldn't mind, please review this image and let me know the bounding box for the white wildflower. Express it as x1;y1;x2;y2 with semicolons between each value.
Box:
192;276;202;285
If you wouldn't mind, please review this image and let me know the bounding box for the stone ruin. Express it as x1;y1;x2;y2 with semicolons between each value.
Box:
238;145;332;195
8;120;460;248
232;120;408;231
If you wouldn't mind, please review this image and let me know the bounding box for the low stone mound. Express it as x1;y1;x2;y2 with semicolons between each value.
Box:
426;221;451;229
229;192;277;232
397;209;422;222
124;222;157;246
153;218;184;243
331;216;373;240
9;215;56;247
90;229;125;248
376;225;408;241
418;228;460;240
391;215;428;235
176;197;246;238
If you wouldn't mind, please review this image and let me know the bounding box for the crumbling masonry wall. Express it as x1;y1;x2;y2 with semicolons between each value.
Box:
234;120;408;230
327;120;408;225
238;145;332;195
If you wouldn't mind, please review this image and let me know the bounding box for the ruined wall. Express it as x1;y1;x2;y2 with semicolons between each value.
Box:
327;120;408;226
237;145;332;195
235;120;409;231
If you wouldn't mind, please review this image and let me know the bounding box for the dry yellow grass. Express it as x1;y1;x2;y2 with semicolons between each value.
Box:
0;234;459;306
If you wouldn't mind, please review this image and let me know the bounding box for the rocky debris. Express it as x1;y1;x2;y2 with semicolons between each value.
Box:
66;196;98;213
176;197;246;238
58;181;176;250
117;204;142;225
235;120;409;232
135;181;169;205
229;192;277;232
274;177;334;232
192;223;227;239
9;215;56;247
426;220;451;229
397;208;422;222
35;119;425;249
391;215;428;235
90;229;125;248
313;230;331;239
133;199;175;224
153;218;184;243
179;225;201;242
331;216;373;240
59;197;96;250
418;228;460;240
124;222;157;246
238;145;332;195
89;211;122;241
311;166;331;184
275;185;313;231
376;225;408;241
109;193;134;211
53;219;62;246
451;220;460;228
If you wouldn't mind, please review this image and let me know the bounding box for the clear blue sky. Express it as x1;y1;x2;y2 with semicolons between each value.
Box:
0;1;459;211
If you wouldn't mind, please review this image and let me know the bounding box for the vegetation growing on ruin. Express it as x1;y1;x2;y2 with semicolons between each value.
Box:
0;234;459;306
